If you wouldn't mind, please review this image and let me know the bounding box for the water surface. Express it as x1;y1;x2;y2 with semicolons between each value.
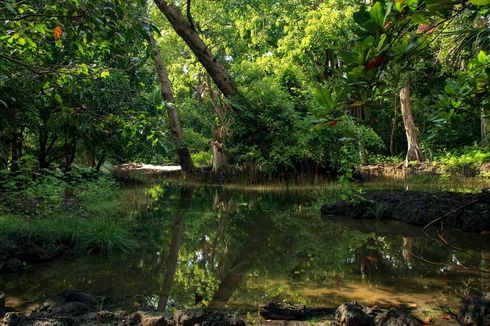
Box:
2;181;489;324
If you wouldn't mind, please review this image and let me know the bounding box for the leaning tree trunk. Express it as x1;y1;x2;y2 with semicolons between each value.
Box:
153;0;238;98
400;86;425;167
149;33;195;173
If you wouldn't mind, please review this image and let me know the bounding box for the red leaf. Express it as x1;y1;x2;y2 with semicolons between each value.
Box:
53;25;63;41
365;57;383;70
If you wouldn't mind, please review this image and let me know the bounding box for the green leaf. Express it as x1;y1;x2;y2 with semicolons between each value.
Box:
377;34;387;51
54;94;63;104
369;2;385;28
469;0;490;5
100;71;110;78
406;0;419;9
394;0;405;11
410;12;430;24
314;88;333;114
354;6;371;27
478;50;489;64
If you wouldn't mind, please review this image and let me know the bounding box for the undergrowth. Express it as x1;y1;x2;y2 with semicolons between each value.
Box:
0;171;139;255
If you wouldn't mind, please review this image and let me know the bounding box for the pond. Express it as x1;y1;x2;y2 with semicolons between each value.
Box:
1;180;489;324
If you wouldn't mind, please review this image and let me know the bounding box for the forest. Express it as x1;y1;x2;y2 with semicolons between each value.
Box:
0;0;490;325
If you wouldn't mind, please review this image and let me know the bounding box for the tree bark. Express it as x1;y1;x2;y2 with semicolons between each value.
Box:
39;127;49;169
153;0;239;98
10;129;23;172
206;74;230;174
481;110;489;147
400;86;425;167
389;94;398;156
149;32;195;173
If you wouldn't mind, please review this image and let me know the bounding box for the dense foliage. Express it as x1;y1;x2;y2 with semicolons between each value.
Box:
1;0;488;180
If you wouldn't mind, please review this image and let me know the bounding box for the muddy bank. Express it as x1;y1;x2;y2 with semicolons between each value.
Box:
321;190;490;232
0;241;67;274
360;162;490;179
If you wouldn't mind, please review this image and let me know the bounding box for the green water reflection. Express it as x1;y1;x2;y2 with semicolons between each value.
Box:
1;182;489;322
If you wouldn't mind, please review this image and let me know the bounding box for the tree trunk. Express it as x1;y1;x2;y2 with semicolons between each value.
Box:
149;32;195;173
158;213;184;311
206;74;230;174
389;95;398;156
481;110;489;147
10;129;23;172
95;150;106;173
39;127;49;169
158;187;193;311
211;139;230;174
153;0;239;98
207;272;245;310
400;86;425;167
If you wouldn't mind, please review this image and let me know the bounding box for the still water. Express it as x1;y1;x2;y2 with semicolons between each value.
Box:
2;181;489;324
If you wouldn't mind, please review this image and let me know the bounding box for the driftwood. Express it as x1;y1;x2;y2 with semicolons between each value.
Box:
259;302;336;321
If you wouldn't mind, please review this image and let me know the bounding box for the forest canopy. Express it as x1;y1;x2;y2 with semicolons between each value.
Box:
0;0;489;179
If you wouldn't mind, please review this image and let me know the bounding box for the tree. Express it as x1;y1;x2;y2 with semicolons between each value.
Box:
152;0;238;98
400;85;425;166
149;32;195;173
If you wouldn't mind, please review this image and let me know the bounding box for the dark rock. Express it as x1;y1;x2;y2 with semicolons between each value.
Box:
306;307;337;317
174;309;246;326
375;308;421;326
321;201;348;216
335;302;374;326
458;292;490;325
131;311;168;326
2;258;22;273
1;291;5;317
51;289;100;308
259;302;307;320
59;301;91;316
1;312;26;326
94;311;116;323
15;244;64;263
321;190;490;232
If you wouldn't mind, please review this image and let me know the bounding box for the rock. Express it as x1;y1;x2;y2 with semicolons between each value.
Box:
16;244;64;263
375;308;421;326
259;302;307;320
51;289;100;307
1;312;26;325
131;311;168;326
321;190;490;232
173;309;246;326
59;301;91;316
321;201;348;216
1;291;5;317
1;258;22;273
335;302;374;326
458;292;490;325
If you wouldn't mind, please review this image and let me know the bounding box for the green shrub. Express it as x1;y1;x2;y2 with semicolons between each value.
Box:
0;214;136;255
192;151;212;166
434;146;490;172
77;217;136;255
